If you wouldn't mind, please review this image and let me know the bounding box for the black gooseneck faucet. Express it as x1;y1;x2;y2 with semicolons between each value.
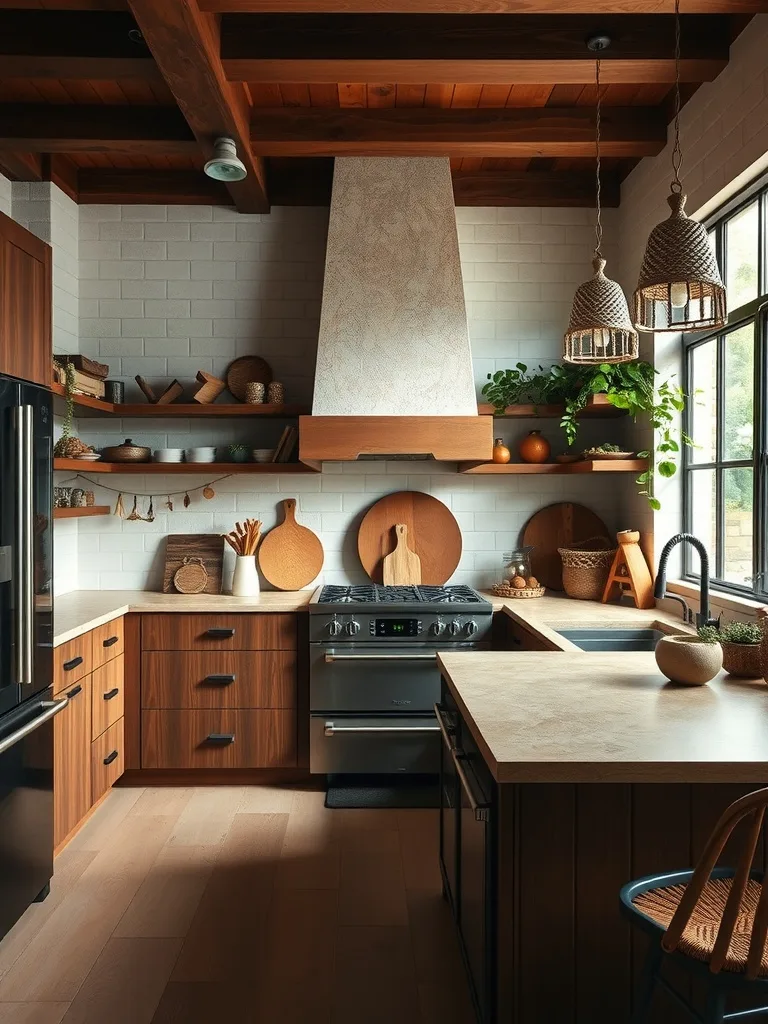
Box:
654;533;720;629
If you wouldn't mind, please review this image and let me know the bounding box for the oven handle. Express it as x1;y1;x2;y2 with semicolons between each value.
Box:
0;699;68;757
434;703;456;751
323;720;440;736
324;652;436;663
452;749;490;823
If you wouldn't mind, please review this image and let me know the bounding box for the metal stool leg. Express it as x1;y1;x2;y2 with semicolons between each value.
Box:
703;989;726;1024
632;942;664;1024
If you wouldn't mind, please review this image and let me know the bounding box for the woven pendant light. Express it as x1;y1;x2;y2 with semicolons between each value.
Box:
633;0;726;332
564;52;638;365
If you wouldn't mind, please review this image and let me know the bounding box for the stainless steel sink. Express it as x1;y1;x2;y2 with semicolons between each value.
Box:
555;628;668;652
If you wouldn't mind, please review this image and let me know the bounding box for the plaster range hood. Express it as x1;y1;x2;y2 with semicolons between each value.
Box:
299;157;492;465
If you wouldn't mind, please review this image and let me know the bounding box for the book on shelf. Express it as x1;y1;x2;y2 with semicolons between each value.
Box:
272;426;298;463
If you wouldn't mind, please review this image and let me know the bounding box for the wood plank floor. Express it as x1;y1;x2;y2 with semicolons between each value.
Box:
0;786;475;1024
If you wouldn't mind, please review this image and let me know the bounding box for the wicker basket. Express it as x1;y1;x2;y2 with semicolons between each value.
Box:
721;641;763;678
558;536;617;601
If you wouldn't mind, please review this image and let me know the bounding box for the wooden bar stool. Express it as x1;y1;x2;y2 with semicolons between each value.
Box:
621;787;768;1023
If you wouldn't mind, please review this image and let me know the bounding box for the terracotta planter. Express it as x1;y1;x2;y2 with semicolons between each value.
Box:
721;641;763;678
655;635;723;686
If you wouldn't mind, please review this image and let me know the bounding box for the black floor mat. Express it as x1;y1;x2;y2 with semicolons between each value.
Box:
324;774;439;809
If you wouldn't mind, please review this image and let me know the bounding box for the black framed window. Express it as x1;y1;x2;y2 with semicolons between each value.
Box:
683;180;768;600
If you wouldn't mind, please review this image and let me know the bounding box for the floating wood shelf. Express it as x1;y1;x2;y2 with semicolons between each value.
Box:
477;394;627;418
458;459;648;475
53;506;111;519
53;459;318;474
50;384;308;418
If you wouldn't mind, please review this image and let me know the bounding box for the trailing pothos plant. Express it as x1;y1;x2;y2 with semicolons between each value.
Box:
481;361;692;510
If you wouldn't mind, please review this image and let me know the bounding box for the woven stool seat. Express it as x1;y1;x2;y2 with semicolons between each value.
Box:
634;877;768;977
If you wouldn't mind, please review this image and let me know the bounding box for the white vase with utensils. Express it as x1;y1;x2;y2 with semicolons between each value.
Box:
232;555;260;598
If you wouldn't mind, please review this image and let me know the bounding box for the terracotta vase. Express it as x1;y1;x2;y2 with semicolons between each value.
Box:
518;430;551;464
654;635;723;686
492;438;511;464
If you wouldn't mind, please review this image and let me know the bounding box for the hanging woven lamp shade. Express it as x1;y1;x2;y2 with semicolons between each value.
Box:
633;191;726;332
564;256;639;364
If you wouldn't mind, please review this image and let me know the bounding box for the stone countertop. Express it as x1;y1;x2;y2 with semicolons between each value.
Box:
54;589;315;646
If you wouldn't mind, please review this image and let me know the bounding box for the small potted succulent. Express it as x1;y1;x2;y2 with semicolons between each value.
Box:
698;621;764;678
228;444;249;464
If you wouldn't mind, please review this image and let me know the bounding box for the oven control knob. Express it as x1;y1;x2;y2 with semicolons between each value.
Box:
465;620;479;637
346;620;361;636
429;620;445;637
448;620;462;637
327;619;342;637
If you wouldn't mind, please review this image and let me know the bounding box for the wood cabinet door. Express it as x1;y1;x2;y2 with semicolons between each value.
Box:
53;676;92;849
0;211;52;386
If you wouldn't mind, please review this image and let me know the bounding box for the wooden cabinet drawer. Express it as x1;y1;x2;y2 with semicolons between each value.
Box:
141;614;296;652
91;655;125;740
92;718;124;803
53;634;93;694
92;617;124;669
141;651;296;710
53;675;91;848
141;709;297;769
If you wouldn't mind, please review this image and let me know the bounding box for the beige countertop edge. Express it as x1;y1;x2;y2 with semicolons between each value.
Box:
53;589;315;646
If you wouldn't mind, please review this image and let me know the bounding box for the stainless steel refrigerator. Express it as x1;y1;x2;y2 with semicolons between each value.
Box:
0;375;63;939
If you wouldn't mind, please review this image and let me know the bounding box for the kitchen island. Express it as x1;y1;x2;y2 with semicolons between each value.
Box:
437;645;768;1024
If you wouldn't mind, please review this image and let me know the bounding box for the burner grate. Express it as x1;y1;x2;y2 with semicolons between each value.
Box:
317;584;483;605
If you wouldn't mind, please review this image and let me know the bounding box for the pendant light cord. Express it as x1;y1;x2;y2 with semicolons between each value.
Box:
594;57;603;258
671;0;683;192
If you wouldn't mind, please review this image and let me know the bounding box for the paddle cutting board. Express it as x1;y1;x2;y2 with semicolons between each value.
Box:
522;502;609;592
358;491;461;585
258;499;324;591
383;524;422;586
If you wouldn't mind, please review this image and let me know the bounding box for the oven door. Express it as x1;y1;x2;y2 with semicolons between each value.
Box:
310;714;440;775
310;644;441;713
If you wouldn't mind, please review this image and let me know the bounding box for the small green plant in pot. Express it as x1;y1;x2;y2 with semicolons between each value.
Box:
698;621;764;677
228;444;249;464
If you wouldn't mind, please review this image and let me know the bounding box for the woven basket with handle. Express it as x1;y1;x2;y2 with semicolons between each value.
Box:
558;536;618;601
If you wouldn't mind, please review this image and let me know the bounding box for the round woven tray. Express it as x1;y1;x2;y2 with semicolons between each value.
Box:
226;356;272;401
491;583;546;599
173;557;208;595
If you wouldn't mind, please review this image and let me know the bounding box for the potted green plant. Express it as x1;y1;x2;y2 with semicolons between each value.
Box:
53;361;92;459
698;621;764;678
228;444;249;464
481;361;690;509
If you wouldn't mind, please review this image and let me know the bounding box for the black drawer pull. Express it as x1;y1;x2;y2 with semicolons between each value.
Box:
205;733;235;745
63;656;83;672
204;674;236;685
205;628;235;639
103;688;120;701
103;750;119;766
103;636;119;648
65;684;82;700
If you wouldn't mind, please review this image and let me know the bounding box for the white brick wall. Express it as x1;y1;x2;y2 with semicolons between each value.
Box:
0;172;10;218
67;200;637;591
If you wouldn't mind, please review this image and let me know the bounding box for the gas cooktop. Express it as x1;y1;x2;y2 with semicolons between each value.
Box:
315;584;488;607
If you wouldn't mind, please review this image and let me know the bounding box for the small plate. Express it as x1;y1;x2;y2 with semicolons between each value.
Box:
583;451;634;460
555;454;582;464
74;453;102;460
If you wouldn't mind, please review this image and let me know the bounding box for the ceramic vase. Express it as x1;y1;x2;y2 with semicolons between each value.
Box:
232;555;260;599
655;635;723;686
518;430;551;464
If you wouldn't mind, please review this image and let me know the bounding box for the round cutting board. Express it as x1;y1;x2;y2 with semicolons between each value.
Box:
358;491;462;585
258;499;324;591
521;502;609;591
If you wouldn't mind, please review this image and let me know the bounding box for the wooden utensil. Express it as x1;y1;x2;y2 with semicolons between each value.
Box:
602;530;655;608
226;356;272;401
383;524;422;586
258;499;324;591
358;491;461;585
522;502;609;591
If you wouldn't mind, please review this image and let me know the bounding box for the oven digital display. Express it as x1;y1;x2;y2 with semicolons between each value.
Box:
375;618;419;637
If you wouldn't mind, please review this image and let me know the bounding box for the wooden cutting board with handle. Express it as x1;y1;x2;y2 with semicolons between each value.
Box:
358;491;461;585
521;502;609;591
258;498;324;591
383;524;422;586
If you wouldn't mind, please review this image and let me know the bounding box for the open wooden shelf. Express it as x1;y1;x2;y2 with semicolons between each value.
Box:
53;459;318;474
53;506;110;519
477;394;627;418
458;459;648;475
50;384;308;418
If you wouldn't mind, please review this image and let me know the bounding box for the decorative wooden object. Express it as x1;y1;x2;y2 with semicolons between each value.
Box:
299;415;492;464
258;499;324;591
358;490;462;585
58;354;109;379
157;379;183;404
602;529;655;609
135;375;157;403
173;557;209;595
226;356;272;401
163;535;224;596
521;502;609;591
383;524;422;586
192;370;226;404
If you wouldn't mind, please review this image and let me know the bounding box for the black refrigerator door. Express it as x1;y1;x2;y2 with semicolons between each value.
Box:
25;382;53;703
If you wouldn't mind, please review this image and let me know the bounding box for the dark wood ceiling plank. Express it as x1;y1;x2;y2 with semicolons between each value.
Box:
452;168;617;206
248;105;666;157
126;0;269;211
0;150;44;180
77;167;229;202
0;103;197;153
201;0;767;10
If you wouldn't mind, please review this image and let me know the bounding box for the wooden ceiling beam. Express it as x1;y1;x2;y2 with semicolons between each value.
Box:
0;105;197;155
127;0;269;212
222;12;729;83
202;0;766;10
249;106;666;157
0;151;44;181
452;168;617;206
77;168;229;204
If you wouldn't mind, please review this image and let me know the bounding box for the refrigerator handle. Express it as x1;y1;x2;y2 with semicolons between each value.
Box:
13;405;34;687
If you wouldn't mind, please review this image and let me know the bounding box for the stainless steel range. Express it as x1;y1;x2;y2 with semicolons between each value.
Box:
309;584;493;776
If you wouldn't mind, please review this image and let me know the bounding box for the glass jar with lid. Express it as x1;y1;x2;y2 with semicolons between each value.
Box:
501;547;534;586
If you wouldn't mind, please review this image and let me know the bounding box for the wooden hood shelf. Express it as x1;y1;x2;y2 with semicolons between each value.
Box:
299;416;493;465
